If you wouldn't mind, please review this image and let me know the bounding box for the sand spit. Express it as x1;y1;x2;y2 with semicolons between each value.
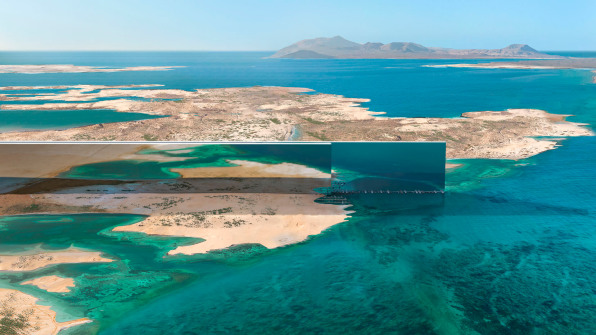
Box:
445;163;463;170
21;275;75;293
172;160;331;179
424;64;558;69
425;58;596;84
424;58;596;73
0;86;592;159
0;65;183;74
0;247;114;272
0;288;90;335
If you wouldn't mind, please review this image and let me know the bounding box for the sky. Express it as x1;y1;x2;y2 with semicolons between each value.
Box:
1;0;595;51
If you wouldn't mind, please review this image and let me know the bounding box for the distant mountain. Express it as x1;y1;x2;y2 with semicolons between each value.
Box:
271;36;562;59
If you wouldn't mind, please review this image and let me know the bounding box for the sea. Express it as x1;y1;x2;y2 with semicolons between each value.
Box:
0;51;596;334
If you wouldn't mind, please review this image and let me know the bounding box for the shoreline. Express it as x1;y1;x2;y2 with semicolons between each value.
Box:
0;288;91;335
0;86;592;160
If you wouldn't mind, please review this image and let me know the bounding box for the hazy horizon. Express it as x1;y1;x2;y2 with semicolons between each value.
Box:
1;0;595;51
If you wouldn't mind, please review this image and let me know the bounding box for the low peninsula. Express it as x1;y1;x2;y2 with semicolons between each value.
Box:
0;85;592;160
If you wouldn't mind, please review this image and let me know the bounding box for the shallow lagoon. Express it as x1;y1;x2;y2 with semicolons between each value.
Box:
0;109;164;133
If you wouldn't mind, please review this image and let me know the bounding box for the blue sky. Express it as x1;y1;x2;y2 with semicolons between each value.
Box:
1;0;594;51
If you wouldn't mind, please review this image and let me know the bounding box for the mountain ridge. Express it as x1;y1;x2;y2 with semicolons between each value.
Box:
271;36;562;59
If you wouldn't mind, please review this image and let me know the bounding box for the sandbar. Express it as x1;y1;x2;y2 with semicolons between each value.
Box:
0;247;114;272
21;275;75;293
171;160;330;178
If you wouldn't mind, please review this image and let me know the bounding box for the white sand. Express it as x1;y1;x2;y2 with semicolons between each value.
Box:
21;275;75;293
172;159;330;178
0;247;114;272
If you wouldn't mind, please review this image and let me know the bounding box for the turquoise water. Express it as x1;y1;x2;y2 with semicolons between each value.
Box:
2;139;595;334
331;142;445;192
59;142;446;192
0;109;164;132
0;214;204;329
96;137;596;334
0;52;596;333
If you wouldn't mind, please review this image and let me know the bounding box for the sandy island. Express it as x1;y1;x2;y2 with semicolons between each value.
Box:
0;288;90;334
21;275;75;293
0;86;592;160
0;247;114;272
